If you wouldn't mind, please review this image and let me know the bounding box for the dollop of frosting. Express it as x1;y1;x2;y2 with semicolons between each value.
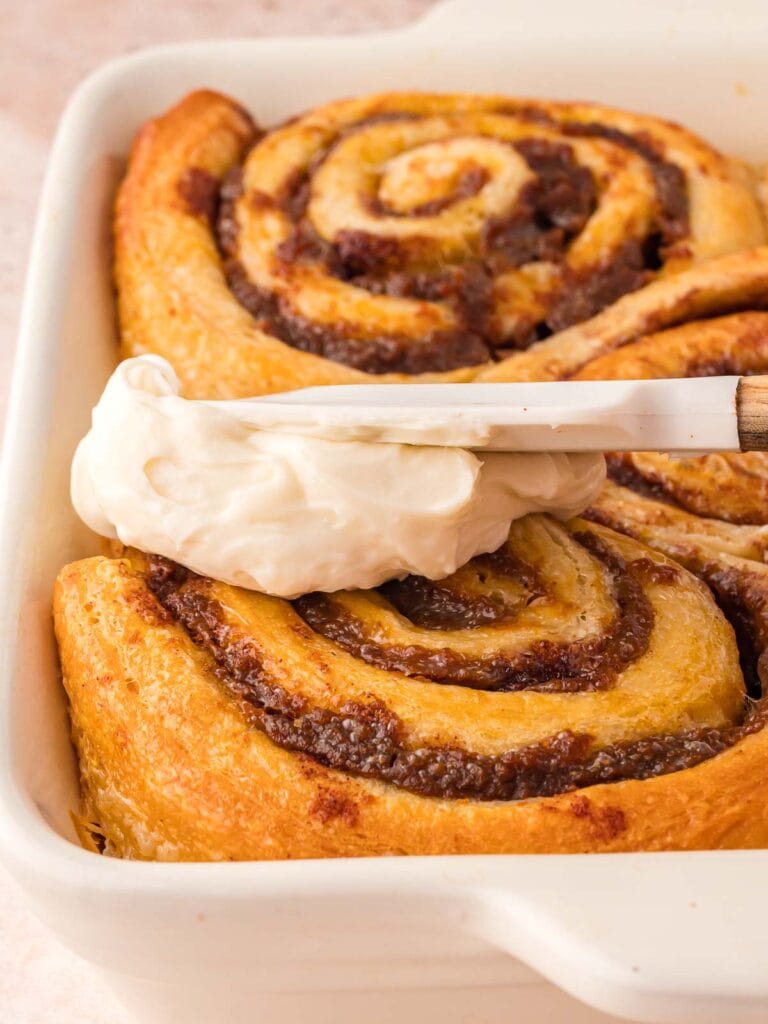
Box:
71;357;606;598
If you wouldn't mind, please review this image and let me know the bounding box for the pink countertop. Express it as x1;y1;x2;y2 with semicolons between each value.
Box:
0;3;435;1021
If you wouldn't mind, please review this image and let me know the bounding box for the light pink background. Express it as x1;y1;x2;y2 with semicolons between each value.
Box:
0;3;435;1020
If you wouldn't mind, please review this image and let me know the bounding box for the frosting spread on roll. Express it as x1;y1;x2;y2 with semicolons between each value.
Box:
71;356;605;598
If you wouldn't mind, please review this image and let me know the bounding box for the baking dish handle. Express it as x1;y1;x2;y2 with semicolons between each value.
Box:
460;851;768;1024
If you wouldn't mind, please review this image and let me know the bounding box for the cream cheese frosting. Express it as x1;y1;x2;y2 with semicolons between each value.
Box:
71;356;606;598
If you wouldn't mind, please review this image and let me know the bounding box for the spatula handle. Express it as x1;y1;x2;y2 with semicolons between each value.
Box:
737;376;768;451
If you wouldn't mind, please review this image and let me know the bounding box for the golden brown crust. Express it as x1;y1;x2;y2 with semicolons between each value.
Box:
54;518;768;861
115;90;765;397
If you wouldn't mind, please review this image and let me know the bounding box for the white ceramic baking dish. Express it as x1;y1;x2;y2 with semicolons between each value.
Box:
3;1;768;1021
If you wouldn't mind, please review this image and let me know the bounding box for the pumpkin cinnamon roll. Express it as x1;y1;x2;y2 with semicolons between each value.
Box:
115;90;765;398
55;513;768;860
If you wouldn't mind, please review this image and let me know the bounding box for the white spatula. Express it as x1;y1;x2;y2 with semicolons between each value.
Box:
216;376;768;453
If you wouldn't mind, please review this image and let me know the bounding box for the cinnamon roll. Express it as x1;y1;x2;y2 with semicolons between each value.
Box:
55;513;768;859
115;90;765;397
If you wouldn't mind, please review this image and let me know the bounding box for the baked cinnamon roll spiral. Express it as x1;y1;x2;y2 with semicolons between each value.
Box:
55;512;768;859
115;90;764;397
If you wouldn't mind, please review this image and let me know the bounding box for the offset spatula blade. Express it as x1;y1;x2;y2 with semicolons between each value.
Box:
212;376;765;453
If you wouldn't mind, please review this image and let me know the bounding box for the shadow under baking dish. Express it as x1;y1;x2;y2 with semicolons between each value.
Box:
2;2;768;1023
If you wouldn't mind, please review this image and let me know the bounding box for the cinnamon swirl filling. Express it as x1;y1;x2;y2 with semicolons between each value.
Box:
210;106;690;371
293;534;654;692
141;516;754;803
